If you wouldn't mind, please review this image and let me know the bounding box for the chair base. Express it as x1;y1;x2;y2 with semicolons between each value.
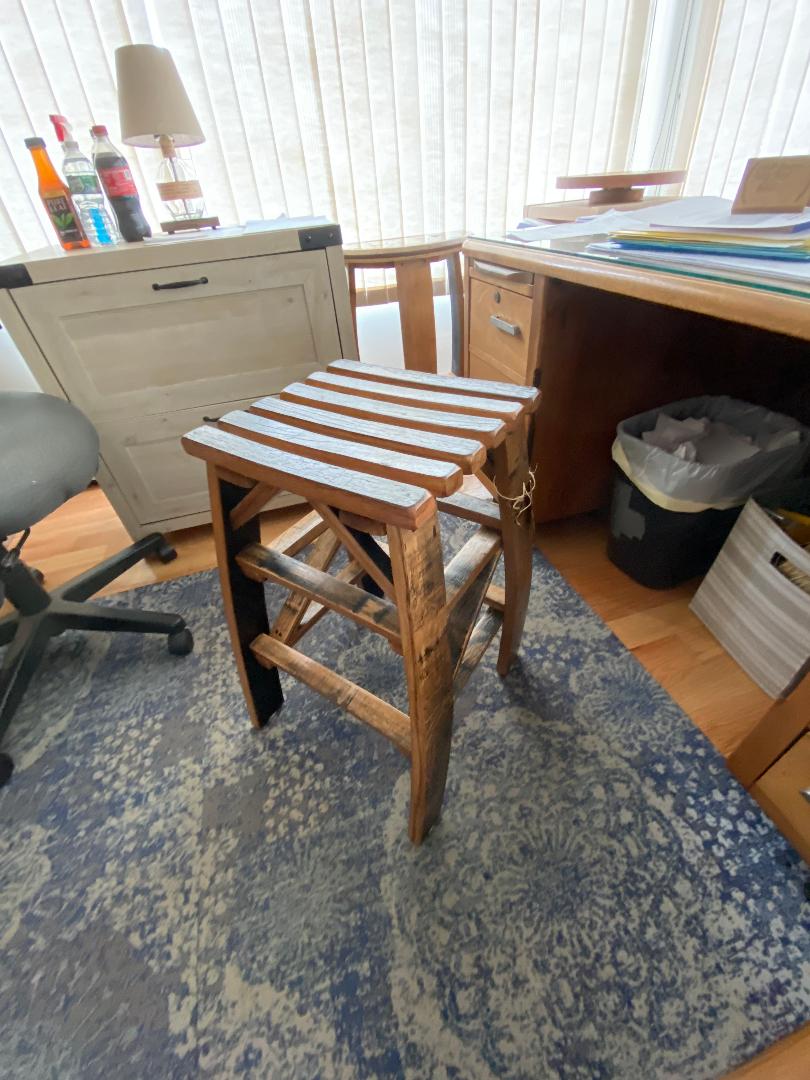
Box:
0;532;193;788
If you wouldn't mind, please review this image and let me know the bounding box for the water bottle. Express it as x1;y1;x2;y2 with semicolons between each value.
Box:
49;115;119;247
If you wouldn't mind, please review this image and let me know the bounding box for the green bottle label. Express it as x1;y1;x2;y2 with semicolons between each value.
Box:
67;172;102;196
43;195;84;242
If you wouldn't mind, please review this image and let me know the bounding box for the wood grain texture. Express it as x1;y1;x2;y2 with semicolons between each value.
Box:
327;358;540;408
725;1025;810;1079
751;733;810;864
229;482;280;530
288;561;364;645
269;509;327;557
388;516;454;843
270;527;341;644
251;633;411;756
727;676;810;787
463;237;810;342
306;371;523;424
395;257;438;373
492;426;534;676
436;490;502;529
443;527;502;608
448;550;501;674
311;502;396;601
218;408;463;496
251;394;486;472
207;467;284;729
454;609;504;692
280;382;507;447
183;424;435;530
468;277;534;382
236;541;401;645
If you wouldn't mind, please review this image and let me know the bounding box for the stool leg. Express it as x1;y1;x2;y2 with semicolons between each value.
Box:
492;425;534;676
388;516;453;843
208;466;284;729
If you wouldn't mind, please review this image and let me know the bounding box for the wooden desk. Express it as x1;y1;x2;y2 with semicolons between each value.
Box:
463;237;810;524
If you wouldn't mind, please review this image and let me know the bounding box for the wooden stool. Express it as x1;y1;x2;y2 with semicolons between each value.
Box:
343;233;466;375
183;359;538;843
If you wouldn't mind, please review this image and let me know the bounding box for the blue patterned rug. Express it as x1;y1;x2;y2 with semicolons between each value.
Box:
1;527;808;1079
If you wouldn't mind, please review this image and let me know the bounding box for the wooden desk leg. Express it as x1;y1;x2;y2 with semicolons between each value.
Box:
727;676;810;788
447;251;464;375
208;466;284;729
395;257;438;373
347;265;358;352
492;427;534;676
388;516;453;843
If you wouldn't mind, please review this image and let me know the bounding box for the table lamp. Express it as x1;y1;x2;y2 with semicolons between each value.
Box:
115;44;214;227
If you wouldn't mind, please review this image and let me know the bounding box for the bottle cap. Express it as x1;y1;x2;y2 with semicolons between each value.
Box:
49;114;71;142
24;137;45;149
90;125;108;136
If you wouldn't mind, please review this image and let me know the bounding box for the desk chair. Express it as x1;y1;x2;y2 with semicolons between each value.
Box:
0;392;193;787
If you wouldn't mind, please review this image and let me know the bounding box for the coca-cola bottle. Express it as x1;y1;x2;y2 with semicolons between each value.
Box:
90;125;151;242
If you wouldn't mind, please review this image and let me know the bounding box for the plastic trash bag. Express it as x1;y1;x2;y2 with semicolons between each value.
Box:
612;395;810;512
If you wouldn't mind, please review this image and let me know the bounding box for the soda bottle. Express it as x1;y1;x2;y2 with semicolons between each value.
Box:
49;115;119;246
90;125;152;242
24;137;90;251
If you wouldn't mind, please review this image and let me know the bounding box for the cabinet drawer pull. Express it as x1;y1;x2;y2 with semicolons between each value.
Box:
473;260;533;284
490;314;521;337
152;276;209;291
202;415;221;423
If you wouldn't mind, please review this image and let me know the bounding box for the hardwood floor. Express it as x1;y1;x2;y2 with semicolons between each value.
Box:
3;485;807;1076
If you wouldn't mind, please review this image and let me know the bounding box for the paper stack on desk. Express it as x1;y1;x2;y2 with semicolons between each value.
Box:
587;196;810;287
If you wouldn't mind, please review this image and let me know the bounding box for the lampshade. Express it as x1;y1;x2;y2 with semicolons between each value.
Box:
115;44;204;148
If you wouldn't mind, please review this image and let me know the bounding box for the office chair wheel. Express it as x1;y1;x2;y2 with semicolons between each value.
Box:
0;752;13;788
155;539;178;564
167;626;194;656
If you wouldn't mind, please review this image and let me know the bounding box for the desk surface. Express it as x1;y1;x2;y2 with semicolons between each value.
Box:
464;236;810;342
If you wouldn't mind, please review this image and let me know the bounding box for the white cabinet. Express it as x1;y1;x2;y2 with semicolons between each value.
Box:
0;223;355;538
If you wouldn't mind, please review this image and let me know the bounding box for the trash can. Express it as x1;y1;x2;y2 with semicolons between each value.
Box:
607;395;810;589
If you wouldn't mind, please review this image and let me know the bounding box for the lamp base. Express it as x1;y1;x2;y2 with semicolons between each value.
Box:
161;216;221;235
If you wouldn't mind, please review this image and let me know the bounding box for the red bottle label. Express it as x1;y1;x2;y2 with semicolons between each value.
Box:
43;195;84;242
98;165;137;198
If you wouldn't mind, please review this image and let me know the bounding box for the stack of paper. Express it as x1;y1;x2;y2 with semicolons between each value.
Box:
586;196;810;287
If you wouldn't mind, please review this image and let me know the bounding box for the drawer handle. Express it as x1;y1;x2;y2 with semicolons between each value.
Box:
152;276;209;291
473;260;533;283
202;415;221;423
490;314;521;337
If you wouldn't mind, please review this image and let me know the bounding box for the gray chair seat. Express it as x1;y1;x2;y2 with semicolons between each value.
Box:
0;393;99;537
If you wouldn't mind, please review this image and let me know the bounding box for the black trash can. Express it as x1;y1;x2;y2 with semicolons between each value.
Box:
606;466;742;589
607;396;810;590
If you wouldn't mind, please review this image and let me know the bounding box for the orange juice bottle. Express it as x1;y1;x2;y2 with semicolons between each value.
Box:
24;137;90;250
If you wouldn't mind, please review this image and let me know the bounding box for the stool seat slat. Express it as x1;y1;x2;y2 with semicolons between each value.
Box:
250;396;486;471
327;359;540;410
183;424;435;530
280;382;507;447
218;409;463;496
306;371;523;424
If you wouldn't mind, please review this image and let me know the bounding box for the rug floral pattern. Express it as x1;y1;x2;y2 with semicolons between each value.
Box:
1;535;808;1078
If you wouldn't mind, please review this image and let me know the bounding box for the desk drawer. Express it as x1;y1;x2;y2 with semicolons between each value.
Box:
469;277;532;382
752;731;810;864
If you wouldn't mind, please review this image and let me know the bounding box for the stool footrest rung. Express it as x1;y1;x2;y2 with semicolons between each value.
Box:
454;609;503;692
237;542;401;646
444;527;501;609
251;633;411;757
436;491;502;529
